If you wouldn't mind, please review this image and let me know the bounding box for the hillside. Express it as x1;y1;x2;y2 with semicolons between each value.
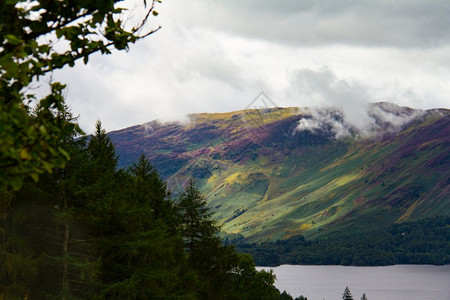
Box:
109;103;450;242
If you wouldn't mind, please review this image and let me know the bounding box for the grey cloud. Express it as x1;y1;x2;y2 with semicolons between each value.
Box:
144;28;246;89
174;49;244;89
178;0;450;47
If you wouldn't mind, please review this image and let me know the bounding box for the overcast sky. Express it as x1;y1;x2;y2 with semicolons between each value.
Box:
51;0;450;133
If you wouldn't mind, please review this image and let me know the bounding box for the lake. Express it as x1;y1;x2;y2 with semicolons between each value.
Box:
257;265;450;300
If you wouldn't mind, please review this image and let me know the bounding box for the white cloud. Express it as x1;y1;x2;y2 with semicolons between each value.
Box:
292;67;372;131
293;69;428;138
296;108;354;139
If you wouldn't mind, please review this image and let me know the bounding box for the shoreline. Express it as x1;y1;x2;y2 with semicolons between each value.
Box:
257;263;450;268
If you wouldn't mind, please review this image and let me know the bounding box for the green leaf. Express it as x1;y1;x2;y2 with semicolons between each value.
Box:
42;161;53;173
11;178;23;191
152;10;159;16
30;173;39;182
58;147;71;161
56;29;63;39
5;34;24;45
19;149;31;160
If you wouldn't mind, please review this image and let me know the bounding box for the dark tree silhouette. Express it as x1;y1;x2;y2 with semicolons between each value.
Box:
343;286;354;300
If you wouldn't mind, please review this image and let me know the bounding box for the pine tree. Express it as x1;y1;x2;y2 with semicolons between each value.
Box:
51;134;99;299
176;180;280;299
84;120;119;240
0;187;39;298
87;121;117;181
361;293;368;300
90;154;193;299
0;110;98;299
279;290;294;300
343;286;354;300
128;154;171;220
176;180;218;255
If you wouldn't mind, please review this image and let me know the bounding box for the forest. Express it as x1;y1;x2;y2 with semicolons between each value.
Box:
233;216;450;266
0;121;287;299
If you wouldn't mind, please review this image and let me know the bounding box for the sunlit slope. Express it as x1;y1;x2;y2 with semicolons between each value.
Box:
110;104;450;242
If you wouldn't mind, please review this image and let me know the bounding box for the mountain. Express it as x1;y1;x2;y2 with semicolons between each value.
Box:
109;103;450;243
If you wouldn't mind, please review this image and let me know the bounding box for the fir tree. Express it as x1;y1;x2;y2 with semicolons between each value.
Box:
176;179;218;255
176;180;280;299
343;286;354;300
87;121;117;178
128;154;171;220
0;187;39;298
361;293;368;300
91;154;193;299
279;290;293;300
0;110;96;299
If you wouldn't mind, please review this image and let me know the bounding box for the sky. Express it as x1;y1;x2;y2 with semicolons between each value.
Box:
50;0;450;133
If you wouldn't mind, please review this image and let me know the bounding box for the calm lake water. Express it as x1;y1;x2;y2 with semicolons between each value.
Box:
257;265;450;300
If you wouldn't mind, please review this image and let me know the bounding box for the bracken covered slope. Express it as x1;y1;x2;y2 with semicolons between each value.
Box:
109;103;450;242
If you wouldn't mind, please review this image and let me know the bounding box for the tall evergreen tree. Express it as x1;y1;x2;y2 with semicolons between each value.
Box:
128;154;171;221
279;290;293;300
45;111;98;299
87;121;117;186
84;120;119;239
177;180;217;255
90;154;194;299
50;134;99;299
176;180;280;299
0;109;96;299
0;187;39;298
343;286;354;300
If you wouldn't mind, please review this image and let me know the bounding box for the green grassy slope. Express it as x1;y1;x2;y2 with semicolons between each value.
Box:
110;104;450;242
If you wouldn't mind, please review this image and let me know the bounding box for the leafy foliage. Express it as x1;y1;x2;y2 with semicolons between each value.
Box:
0;84;79;190
0;0;161;189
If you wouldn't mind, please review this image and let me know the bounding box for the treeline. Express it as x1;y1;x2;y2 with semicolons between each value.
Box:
234;217;450;266
0;121;281;299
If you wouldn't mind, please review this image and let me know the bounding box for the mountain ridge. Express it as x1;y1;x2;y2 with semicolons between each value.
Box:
109;102;450;242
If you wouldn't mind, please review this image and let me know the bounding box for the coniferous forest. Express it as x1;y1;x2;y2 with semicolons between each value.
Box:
233;216;450;266
0;121;281;299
